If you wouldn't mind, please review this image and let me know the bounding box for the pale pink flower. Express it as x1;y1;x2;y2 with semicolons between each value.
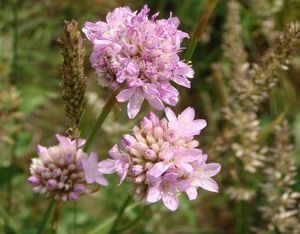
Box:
82;5;194;119
28;135;106;201
97;107;221;211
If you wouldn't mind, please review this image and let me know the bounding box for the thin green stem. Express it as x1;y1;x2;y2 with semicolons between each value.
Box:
51;201;61;234
184;0;218;61
235;200;250;234
108;195;132;234
243;201;249;234
73;202;77;234
83;86;123;152
37;200;56;234
116;205;148;233
184;38;198;61
88;202;140;234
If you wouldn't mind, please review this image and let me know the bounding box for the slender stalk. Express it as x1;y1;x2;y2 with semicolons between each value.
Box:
184;0;218;61
51;202;61;234
116;205;148;232
108;195;132;234
88;202;140;234
243;201;249;234
73;202;77;234
70;86;121;233
83;86;123;152
234;201;242;234
37;200;56;234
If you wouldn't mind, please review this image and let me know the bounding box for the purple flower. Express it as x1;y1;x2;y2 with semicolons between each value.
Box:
97;107;221;211
82;5;194;119
28;135;105;201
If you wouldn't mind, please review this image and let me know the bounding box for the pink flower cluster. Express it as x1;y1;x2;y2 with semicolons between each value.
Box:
28;135;107;201
28;5;221;212
82;5;194;118
96;107;220;211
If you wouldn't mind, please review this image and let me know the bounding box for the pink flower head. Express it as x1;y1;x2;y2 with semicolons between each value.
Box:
82;5;194;119
28;135;106;201
97;107;221;211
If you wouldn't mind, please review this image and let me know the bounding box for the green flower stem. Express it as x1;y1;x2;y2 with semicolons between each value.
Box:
51;201;62;234
116;205;148;233
73;202;77;234
235;200;250;234
83;85;123;152
108;195;132;234
88;202;140;234
184;0;218;61
37;200;56;234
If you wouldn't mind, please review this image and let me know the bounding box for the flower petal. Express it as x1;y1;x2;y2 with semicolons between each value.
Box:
55;134;71;146
186;187;197;200
203;163;221;177
98;159;116;174
95;177;109;186
171;75;191;88
176;162;193;173
143;85;164;110
165;107;177;125
116;88;135;102
180;107;195;122
162;194;179;211
188;119;207;135
127;91;144;119
195;177;219;193
149;162;170;178
146;186;161;203
144;93;164;110
180;149;202;162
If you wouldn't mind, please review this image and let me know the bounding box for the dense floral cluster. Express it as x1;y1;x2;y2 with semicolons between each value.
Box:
82;5;194;118
96;107;220;211
28;135;107;201
28;5;221;212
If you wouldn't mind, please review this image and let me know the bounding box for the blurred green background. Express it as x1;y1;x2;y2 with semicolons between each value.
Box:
1;0;300;233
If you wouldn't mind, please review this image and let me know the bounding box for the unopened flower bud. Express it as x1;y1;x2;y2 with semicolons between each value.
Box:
28;176;40;186
135;174;145;183
47;179;58;189
145;149;157;161
132;165;144;176
74;184;85;193
69;192;79;201
154;127;163;140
